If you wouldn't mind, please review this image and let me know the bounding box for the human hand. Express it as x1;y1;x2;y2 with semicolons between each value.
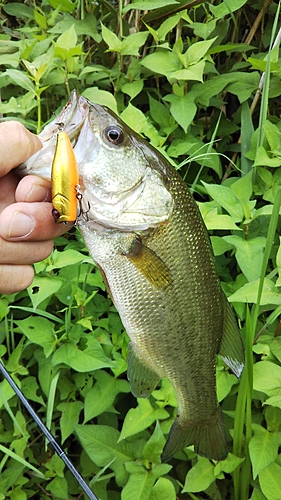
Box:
0;121;67;294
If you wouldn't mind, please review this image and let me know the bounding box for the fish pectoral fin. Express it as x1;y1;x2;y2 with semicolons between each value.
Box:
161;406;228;462
123;238;172;289
219;296;244;378
127;344;160;398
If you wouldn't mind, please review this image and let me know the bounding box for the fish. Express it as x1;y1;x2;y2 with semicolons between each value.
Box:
18;91;244;462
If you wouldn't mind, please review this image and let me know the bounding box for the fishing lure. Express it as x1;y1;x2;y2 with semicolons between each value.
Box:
51;130;80;224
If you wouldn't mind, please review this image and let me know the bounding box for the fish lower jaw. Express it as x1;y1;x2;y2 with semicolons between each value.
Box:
77;200;168;232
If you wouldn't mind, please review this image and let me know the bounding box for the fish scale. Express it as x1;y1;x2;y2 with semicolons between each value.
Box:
19;91;244;462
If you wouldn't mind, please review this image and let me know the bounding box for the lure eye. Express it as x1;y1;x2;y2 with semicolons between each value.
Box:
104;126;124;145
52;208;61;221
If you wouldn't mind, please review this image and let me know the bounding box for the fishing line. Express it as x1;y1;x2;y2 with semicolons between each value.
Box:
0;360;99;500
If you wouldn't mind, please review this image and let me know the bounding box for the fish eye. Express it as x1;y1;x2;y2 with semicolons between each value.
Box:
104;126;124;145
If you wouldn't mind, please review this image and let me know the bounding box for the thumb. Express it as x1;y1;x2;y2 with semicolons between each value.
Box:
0;121;42;175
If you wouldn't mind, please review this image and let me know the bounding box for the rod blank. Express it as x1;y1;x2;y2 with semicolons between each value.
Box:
0;361;99;500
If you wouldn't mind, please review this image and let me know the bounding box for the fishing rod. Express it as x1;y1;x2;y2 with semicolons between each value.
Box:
0;360;99;500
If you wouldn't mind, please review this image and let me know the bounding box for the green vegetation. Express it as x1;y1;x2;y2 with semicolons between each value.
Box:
1;0;281;498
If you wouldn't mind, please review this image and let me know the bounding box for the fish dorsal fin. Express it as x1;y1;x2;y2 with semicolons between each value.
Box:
219;296;244;378
124;238;172;289
127;344;160;398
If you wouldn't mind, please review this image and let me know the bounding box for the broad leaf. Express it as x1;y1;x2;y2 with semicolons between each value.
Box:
228;278;281;305
183;456;215;493
259;462;281;500
74;424;142;486
202;182;244;222
249;424;281;479
84;370;130;422
119;399;169;441
253;361;281;397
52;338;113;371
15;317;56;357
223;236;266;282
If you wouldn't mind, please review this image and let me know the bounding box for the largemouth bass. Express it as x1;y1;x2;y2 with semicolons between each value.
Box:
19;91;244;461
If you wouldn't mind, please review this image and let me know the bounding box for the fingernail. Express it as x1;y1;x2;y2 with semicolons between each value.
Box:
25;184;49;202
8;211;35;238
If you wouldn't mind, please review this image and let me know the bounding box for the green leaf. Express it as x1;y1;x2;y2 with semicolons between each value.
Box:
211;236;233;256
52;338;113;371
231;171;253;202
82;87;118;113
254;146;281;168
202;182;244;222
121;463;172;500
5;69;35;93
119;399;169;441
183;456;215;493
270;338;281;364
216;368;238;402
157;13;183;41
226;73;260;102
152;378;177;408
250;489;267;500
123;1;179;13
141;51;181;77
210;0;249;19
46;249;85;272
228;278;281;305
120;104;147;133
223;236;266;282
0;445;45;479
201;208;241;231
3;3;34;18
193;72;259;107
0;298;9;322
259;462;281;500
47;0;78;13
263;120;281;152
0;53;20;68
121;465;155;500
249;424;281;479
74;424;140;486
150;477;176;500
10;487;27;500
15;317;56;357
169;60;206;82
122;80;144;100
164;93;197;132
101;24;122;52
27;276;62;308
56;24;77;49
57;401;83;443
142;421;166;462
184;38;217;66
84;370;130;422
241;102;254;175
44;453;65;478
21;376;45;406
214;453;244;475
121;32;149;56
46;476;68;499
253;361;281;397
264;395;281;408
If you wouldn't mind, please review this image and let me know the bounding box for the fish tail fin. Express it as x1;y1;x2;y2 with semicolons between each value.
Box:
161;406;228;462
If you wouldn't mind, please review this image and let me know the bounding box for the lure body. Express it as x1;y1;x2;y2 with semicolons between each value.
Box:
51;131;79;224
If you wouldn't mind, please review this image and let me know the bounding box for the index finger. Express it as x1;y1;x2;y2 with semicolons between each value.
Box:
0;121;42;175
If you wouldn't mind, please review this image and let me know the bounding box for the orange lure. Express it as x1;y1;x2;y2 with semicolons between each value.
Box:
51;131;79;224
